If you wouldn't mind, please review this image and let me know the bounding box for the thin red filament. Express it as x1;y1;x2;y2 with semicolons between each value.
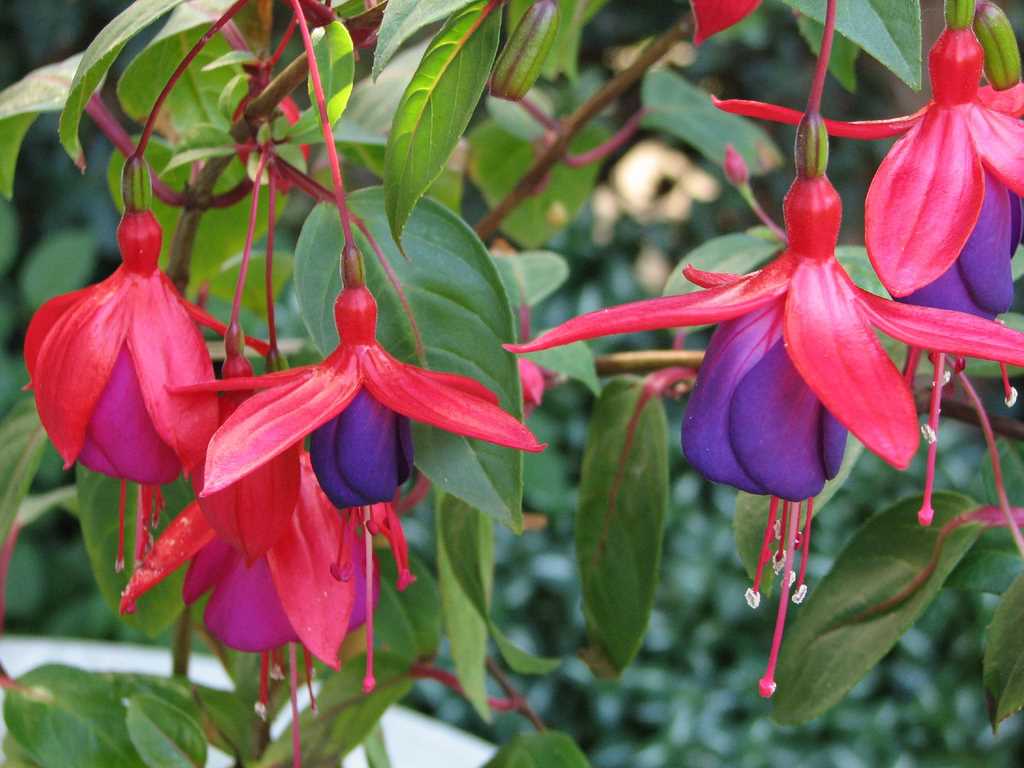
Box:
919;352;946;526
363;508;376;693
116;479;127;572
751;497;780;597
289;644;303;768
759;500;800;698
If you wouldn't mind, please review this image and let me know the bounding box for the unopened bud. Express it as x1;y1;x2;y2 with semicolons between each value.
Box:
265;347;288;373
490;0;560;101
795;113;828;179
946;0;976;30
121;156;153;214
723;144;749;186
974;2;1021;90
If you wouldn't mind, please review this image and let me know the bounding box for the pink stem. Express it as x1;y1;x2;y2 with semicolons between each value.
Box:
363;507;376;693
519;96;559;131
265;159;280;357
270;16;299;69
806;0;838;115
227;147;271;358
564;109;649;168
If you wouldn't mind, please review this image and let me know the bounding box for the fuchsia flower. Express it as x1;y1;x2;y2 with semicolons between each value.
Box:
122;453;372;669
24;210;219;482
715;26;1024;296
693;0;761;45
508;175;1024;487
185;285;544;503
518;358;546;417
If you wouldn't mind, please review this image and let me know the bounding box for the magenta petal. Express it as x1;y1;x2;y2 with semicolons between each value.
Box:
78;345;180;484
183;539;236;604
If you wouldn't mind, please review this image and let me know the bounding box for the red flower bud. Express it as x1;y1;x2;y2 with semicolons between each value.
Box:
490;0;560;101
723;144;749;186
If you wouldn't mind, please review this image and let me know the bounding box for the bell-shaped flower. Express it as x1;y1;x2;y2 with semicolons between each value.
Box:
683;303;847;502
183;285;544;501
693;0;761;45
24;211;221;482
715;27;1024;296
508;174;1024;478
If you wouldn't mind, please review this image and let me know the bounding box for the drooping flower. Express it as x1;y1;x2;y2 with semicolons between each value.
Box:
714;26;1024;296
518;358;546;416
183;285;544;502
693;0;761;45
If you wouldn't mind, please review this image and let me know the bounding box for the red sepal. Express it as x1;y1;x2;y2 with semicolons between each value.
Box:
784;260;918;469
682;265;746;288
967;105;1024;196
178;293;272;356
977;84;1024;116
120;501;215;613
692;0;761;45
865;108;984;296
712;97;925;139
23;288;89;383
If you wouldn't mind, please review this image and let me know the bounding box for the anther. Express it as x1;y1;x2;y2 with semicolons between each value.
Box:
792;584;808;604
1007;388;1018;408
745;587;761;609
921;425;937;444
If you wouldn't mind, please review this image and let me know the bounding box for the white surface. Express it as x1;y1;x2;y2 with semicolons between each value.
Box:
0;636;496;768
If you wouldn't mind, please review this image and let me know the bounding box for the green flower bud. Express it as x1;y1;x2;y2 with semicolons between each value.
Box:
490;0;560;102
974;1;1022;90
121;156;153;214
946;0;976;30
795;113;829;179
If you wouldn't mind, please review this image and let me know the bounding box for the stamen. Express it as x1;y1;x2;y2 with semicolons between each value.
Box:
759;500;800;698
744;588;761;609
1000;363;1017;407
918;353;945;527
270;647;285;680
751;497;780;599
116;479;127;573
793;499;814;603
302;646;318;715
134;486;150;565
329;521;352;582
288;644;302;768
902;345;922;384
256;651;270;720
363;508;376;694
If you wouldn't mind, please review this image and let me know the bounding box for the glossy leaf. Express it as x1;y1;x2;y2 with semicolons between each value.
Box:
663;232;780;298
294;191;526;530
0;54;82;198
483;731;591;767
384;0;501;242
0;399;48;551
495;250;570;307
19;228;98;308
3;665;144;768
60;0;189;165
289;21;355;139
772;492;982;724
642;70;782;176
436;494;492;719
75;467;189;636
577;378;668;677
780;0;922;90
257;652;412;767
523;343;600;395
373;0;475;78
469;119;609;247
125;694;207;768
984;572;1024;728
947;532;1023;594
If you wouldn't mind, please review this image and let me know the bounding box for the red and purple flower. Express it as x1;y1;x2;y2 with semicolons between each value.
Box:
693;0;761;45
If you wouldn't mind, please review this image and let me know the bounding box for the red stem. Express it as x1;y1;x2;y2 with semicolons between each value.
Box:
270;16;299;69
409;663;522;712
265;160;280;356
519;96;559;131
132;0;252;160
806;0;838;115
563;108;649;168
227;147;271;358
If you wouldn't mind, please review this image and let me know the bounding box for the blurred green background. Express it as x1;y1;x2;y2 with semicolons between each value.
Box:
3;1;1024;765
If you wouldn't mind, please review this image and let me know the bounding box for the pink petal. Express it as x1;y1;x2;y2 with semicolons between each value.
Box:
968;105;1024;196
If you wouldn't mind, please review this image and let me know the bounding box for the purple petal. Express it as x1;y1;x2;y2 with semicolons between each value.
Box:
310;389;413;508
78;345;180;484
729;342;843;501
183;538;235;604
1009;191;1021;254
821;411;848;480
681;304;783;495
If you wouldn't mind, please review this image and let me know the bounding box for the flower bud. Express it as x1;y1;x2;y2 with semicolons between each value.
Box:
974;1;1021;90
794;113;828;179
723;144;749;186
945;0;976;30
121;156;153;214
490;0;560;101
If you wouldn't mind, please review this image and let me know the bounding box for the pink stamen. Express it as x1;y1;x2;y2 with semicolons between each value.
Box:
256;651;270;720
116;479;127;572
902;345;922;385
774;500;790;567
749;497;780;606
363;508;376;693
759;500;800;698
794;498;814;603
134;486;150;565
288;644;303;768
919;353;946;526
329;520;352;582
1000;362;1018;407
302;646;318;714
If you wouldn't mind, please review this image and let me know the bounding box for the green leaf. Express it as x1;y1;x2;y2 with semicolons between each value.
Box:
468;119;609;247
772;492;982;724
60;0;191;165
364;726;393;768
294;190;526;529
836;245;886;296
4;665;144;768
642;70;783;175
947;531;1024;594
290;21;355;138
984;572;1024;728
163;145;236;173
201;50;259;71
0;197;18;275
207;251;293;319
663;232;780;298
491;623;560;675
733;439;864;595
0;399;48;549
483;731;591;768
257;653;412;767
384;0;501;242
495;250;570;307
577;377;668;677
376;551;441;662
797;15;861;93
19;228;98;308
523;343;600;395
372;0;475;78
436;494;492;719
75;467;189;636
125;694;207;768
0;54;82;198
778;0;922;90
